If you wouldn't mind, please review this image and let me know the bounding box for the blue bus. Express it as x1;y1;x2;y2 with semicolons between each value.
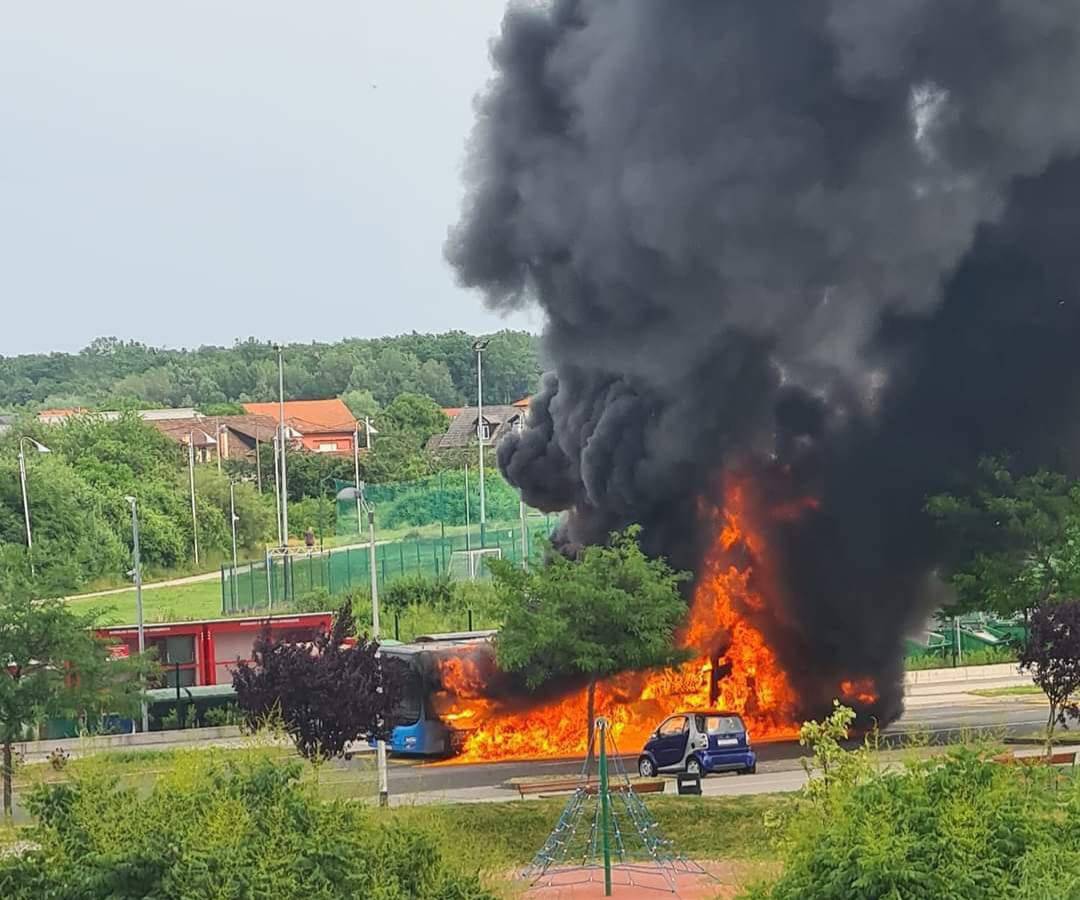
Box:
377;630;496;756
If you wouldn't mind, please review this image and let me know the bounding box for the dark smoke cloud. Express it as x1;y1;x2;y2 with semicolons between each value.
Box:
448;0;1080;722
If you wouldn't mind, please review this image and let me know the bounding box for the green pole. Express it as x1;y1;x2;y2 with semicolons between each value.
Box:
598;717;612;896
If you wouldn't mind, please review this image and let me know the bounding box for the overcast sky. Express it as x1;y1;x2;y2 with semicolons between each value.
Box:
0;1;539;357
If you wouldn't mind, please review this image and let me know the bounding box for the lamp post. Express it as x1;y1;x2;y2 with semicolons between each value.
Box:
472;338;490;547
124;495;150;733
351;481;389;807
187;431;200;565
17;437;50;576
276;344;289;547
216;422;225;473
229;482;239;576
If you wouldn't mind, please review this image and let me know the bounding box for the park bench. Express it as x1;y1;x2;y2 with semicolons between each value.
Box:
992;749;1078;767
513;777;666;799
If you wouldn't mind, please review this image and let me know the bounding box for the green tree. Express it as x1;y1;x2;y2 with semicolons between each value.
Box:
1018;599;1080;753
488;526;690;751
341;388;382;423
927;458;1080;618
382;393;449;445
0;552;149;816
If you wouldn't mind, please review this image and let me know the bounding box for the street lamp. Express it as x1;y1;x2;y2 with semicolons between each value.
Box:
229;482;240;577
187;431;200;565
275;344;289;548
341;482;389;807
472;338;490;548
124;495;150;733
17;437;50;576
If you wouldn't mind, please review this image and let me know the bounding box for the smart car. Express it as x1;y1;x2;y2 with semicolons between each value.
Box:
637;711;756;777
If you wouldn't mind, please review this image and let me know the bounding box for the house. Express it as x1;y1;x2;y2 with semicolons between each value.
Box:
37;407;199;425
426;404;525;452
152;420;219;463
242;399;359;455
0;415;12;436
150;414;291;462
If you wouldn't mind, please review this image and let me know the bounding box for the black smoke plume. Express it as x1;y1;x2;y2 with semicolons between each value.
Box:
447;0;1080;724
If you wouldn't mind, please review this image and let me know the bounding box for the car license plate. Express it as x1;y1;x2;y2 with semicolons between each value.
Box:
715;738;737;746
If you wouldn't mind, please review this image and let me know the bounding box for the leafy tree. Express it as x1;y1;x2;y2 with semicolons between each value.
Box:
341;388;382;422
488;526;690;750
1018;599;1080;753
927;459;1080;618
232;599;400;760
0;552;149;816
382;393;449;444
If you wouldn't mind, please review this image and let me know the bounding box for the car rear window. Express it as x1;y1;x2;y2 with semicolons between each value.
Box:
703;715;744;734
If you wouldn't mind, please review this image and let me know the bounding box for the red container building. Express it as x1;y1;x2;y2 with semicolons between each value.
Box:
97;612;333;687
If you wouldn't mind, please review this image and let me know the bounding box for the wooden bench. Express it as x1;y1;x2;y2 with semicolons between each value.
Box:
993;750;1078;767
513;778;666;799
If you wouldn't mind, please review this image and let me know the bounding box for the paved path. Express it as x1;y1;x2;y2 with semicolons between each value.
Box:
67;537;385;600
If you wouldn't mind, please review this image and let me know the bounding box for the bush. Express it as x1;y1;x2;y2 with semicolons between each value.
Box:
748;743;1080;899
0;752;495;899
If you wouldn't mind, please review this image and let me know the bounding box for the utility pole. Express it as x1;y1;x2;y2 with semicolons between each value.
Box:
229;482;239;576
188;431;200;565
17;437;50;577
125;496;150;734
354;421;363;536
464;462;472;553
472;338;490;547
272;433;283;545
216;422;224;473
255;431;263;493
519;498;529;569
276;344;289;546
358;482;389;807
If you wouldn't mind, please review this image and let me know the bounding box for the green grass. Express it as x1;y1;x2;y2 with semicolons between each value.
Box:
392;794;786;871
905;646;1018;670
65;579;224;625
970;685;1042;698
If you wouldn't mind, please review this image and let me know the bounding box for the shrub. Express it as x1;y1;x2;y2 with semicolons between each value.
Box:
0;752;495;898
747;743;1077;899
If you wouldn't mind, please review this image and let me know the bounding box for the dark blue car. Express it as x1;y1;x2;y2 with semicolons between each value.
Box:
637;711;757;778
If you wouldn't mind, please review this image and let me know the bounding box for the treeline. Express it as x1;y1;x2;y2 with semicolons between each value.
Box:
0;393;477;595
0;329;542;411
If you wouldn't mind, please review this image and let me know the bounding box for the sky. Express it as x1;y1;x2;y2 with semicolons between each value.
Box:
0;1;540;357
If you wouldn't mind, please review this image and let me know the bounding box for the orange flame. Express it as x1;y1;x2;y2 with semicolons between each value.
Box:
839;678;878;706
434;480;803;762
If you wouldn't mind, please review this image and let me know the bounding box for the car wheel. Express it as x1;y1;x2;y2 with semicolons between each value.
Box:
685;756;703;777
738;762;757;776
638;756;657;778
344;752;353;762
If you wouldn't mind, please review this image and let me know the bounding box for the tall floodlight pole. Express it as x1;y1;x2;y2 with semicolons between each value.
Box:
358;482;389;807
276;344;289;547
229;482;239;574
125;496;150;733
472;339;490;547
188;431;200;565
17;437;50;577
354;422;363;536
216;422;225;473
519;498;529;569
272;433;283;545
255;430;263;493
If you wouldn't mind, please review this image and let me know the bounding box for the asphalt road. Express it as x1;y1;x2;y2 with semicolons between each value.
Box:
382;694;1051;801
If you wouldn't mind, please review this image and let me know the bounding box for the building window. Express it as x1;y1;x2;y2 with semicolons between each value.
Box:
317;442;338;453
478;422;491;441
512;417;524;433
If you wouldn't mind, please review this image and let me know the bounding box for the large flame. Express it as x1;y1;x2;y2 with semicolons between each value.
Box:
432;481;853;763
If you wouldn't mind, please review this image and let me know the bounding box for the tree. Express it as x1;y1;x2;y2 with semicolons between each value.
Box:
341;388;382;422
0;552;148;816
1018;599;1080;753
927;459;1080;618
381;393;449;444
232;599;400;760
488;526;690;751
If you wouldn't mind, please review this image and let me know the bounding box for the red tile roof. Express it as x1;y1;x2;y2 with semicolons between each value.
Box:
441;407;464;419
242;399;356;435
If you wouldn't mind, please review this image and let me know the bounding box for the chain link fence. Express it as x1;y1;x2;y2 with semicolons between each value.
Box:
222;482;556;615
